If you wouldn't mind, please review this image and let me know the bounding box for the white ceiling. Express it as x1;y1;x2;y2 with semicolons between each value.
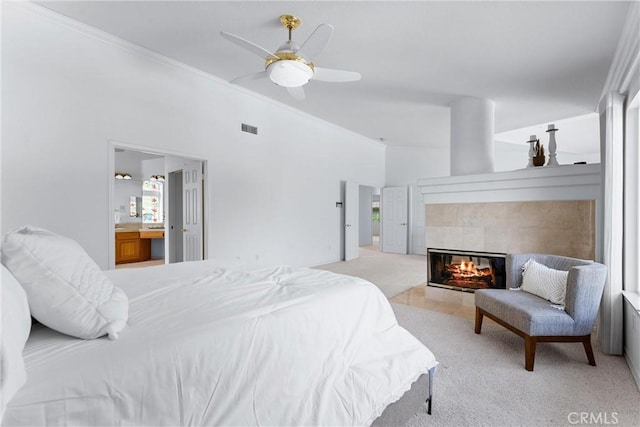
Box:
37;1;630;154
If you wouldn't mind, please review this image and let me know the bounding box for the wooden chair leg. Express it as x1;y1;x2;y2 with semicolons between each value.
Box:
474;307;483;334
524;336;536;371
582;336;597;366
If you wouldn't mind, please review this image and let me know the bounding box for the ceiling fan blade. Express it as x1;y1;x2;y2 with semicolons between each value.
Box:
220;31;278;60
312;67;361;83
286;86;306;101
296;24;333;61
229;71;268;85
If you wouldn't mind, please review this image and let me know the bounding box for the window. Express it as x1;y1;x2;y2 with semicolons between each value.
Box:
142;180;163;224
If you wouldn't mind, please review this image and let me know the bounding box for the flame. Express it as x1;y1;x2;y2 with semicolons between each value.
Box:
461;261;476;273
454;260;483;277
440;257;494;288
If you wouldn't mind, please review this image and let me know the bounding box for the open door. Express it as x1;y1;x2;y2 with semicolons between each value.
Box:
381;186;408;254
344;181;359;261
168;170;184;263
182;161;204;261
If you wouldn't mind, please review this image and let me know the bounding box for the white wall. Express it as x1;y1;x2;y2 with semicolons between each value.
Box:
114;180;142;224
1;3;385;269
408;185;426;255
385;146;450;186
141;158;165;181
114;150;146;180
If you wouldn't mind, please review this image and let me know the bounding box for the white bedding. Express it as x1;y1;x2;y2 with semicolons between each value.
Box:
3;260;437;426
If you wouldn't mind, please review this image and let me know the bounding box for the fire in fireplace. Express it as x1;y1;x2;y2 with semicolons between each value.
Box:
427;248;506;292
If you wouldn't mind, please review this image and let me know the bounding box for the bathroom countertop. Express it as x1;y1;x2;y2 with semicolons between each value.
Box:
115;226;165;233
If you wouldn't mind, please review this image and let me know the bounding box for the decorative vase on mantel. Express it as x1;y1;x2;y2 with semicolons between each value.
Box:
533;154;546;167
532;139;545;167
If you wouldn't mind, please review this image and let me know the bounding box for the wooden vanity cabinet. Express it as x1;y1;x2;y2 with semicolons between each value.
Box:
139;230;164;239
115;231;151;264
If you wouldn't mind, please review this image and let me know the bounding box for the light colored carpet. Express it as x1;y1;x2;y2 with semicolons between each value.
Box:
315;246;427;298
393;303;640;427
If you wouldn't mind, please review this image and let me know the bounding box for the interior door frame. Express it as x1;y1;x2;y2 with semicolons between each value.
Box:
341;181;383;261
107;140;209;269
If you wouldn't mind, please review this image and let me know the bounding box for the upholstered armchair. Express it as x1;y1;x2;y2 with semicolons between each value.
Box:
474;253;607;371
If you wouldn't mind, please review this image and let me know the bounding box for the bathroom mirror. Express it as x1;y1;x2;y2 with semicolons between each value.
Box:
114;179;142;224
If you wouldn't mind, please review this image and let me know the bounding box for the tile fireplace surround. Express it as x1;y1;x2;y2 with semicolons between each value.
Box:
418;164;601;262
425;200;595;260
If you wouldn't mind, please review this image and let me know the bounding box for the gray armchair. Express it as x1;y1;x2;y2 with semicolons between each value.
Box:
474;253;607;371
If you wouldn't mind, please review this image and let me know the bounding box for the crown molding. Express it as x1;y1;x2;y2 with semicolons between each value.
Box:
598;1;640;109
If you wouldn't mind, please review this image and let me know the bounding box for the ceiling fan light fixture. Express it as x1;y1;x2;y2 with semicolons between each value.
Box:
267;60;313;87
222;14;356;98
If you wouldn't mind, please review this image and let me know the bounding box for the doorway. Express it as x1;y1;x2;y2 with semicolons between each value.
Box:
109;143;207;269
343;182;415;261
343;182;382;261
359;185;381;250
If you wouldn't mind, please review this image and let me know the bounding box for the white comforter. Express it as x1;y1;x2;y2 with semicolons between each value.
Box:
4;260;437;426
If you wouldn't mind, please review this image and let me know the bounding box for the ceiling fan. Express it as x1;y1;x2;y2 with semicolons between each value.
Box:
220;14;361;100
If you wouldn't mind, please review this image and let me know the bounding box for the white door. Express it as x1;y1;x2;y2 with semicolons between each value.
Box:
344;181;359;261
381;186;408;254
182;161;203;261
168;171;184;263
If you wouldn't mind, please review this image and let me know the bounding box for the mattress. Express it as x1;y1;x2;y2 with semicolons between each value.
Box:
3;260;437;426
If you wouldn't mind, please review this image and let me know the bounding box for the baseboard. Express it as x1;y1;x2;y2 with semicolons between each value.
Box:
623;294;640;391
624;350;640;392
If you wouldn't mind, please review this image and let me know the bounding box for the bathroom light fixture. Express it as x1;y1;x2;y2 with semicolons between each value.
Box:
150;175;165;182
115;173;132;180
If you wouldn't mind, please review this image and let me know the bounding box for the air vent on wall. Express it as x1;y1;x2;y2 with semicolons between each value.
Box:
241;123;258;135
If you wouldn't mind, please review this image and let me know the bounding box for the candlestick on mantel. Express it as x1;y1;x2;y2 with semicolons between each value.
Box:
546;124;559;166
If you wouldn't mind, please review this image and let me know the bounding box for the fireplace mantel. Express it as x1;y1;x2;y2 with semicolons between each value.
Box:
417;164;601;205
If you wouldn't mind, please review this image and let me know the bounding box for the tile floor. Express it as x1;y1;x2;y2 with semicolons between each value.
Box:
391;284;477;320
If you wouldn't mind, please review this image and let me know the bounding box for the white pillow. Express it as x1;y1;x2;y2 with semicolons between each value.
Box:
1;226;128;340
1;265;31;419
521;258;569;305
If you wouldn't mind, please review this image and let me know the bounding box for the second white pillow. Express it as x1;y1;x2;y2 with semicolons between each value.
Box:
521;259;569;305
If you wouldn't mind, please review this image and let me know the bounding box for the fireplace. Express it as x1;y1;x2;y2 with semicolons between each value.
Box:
427;248;506;292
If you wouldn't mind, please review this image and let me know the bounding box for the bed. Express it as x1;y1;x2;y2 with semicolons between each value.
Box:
1;228;437;426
